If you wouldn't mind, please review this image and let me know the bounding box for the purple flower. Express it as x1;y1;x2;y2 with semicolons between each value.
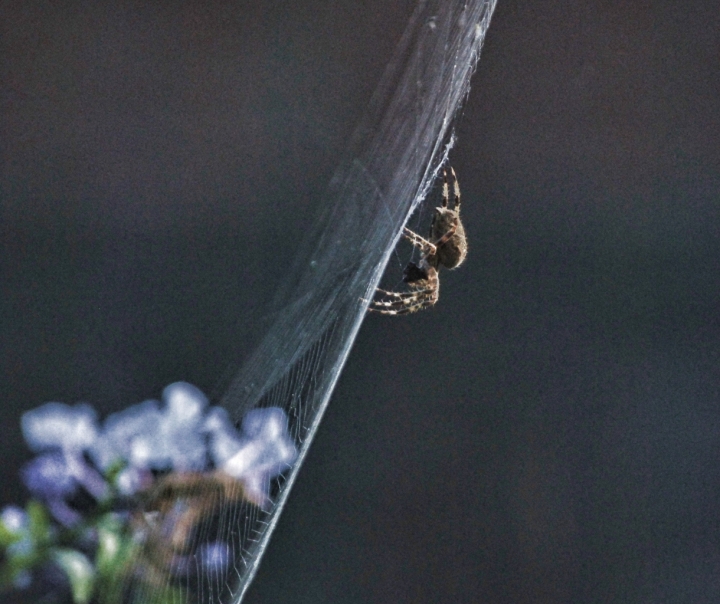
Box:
90;383;210;482
157;382;208;471
90;399;164;472
21;402;108;503
21;453;76;499
213;407;297;507
114;466;153;497
21;453;83;526
204;406;243;466
18;384;296;516
163;382;207;427
198;541;230;572
1;506;27;534
22;402;98;454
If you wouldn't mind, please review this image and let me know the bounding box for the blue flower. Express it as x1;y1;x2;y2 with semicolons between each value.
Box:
1;506;27;535
90;383;210;485
198;541;230;573
21;453;76;499
22;402;98;454
21;402;108;504
213;407;297;507
203;406;243;466
20;454;83;526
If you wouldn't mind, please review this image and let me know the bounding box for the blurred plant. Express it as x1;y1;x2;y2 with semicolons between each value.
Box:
1;383;297;604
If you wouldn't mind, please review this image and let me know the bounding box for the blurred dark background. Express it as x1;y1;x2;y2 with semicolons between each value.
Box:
2;1;720;602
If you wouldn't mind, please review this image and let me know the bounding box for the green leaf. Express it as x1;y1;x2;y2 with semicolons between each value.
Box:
94;513;145;604
95;514;122;572
0;521;20;548
96;513;139;573
51;548;95;604
26;500;50;543
104;459;128;490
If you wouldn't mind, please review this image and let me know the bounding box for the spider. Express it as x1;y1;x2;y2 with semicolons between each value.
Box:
368;167;467;315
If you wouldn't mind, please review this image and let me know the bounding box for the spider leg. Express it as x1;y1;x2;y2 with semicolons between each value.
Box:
450;166;461;212
362;285;416;303
403;227;437;256
369;295;436;315
374;286;435;302
442;168;449;208
375;286;430;298
367;277;438;314
361;289;424;308
368;297;414;312
373;303;421;316
370;305;416;316
372;291;414;303
371;291;432;308
368;303;432;315
365;292;415;310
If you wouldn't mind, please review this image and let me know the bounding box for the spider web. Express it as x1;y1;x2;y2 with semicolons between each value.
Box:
132;1;498;602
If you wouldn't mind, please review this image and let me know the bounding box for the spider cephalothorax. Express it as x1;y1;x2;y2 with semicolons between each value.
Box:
369;167;467;315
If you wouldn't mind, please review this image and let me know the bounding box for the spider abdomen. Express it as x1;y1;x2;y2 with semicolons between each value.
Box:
432;208;467;269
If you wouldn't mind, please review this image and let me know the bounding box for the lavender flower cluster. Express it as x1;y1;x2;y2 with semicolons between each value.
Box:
0;383;297;603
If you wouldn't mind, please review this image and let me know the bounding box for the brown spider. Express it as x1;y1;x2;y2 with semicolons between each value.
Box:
369;167;467;315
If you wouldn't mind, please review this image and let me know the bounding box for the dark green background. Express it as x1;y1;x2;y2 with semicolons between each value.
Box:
2;1;720;602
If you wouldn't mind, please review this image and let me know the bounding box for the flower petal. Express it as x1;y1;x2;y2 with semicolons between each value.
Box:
22;403;98;453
